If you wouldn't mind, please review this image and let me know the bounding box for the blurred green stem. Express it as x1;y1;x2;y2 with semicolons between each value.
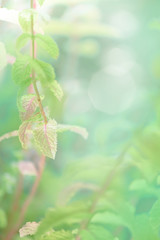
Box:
75;143;131;240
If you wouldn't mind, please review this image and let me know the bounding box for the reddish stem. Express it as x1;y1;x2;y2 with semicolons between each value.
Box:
4;155;46;240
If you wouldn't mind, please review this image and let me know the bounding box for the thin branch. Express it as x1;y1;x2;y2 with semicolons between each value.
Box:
0;130;18;143
3;174;24;237
4;155;46;240
75;143;131;240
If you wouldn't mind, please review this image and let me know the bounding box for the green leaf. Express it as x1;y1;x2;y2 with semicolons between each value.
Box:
33;120;57;159
19;121;32;149
35;202;89;237
39;230;74;240
35;34;59;59
38;0;45;6
31;59;56;84
80;225;114;240
132;214;159;240
16;33;31;51
20;94;38;121
57;124;88;139
19;9;37;32
12;55;32;86
150;199;160;233
0;208;7;229
0;42;7;71
30;59;63;101
50;80;63;101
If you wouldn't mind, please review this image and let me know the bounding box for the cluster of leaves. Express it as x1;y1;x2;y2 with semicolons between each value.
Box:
12;3;87;160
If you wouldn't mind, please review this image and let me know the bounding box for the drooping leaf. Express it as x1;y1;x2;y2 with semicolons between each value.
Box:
0;42;7;71
19;121;32;149
12;55;32;86
33;120;57;159
38;230;74;240
30;59;56;84
57;124;88;139
19;222;39;237
19;9;37;32
50;80;63;101
35;34;59;59
20;94;38;121
35;202;89;237
0;208;7;229
16;33;31;51
149;199;160;233
38;0;45;6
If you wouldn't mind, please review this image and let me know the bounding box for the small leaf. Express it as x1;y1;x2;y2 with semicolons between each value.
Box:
33;120;57;159
12;55;32;86
20;94;38;121
19;121;32;149
31;59;56;84
50;80;63;101
0;42;7;71
19;222;39;237
35;34;59;59
38;0;45;6
16;33;31;51
19;9;37;32
57;124;88;139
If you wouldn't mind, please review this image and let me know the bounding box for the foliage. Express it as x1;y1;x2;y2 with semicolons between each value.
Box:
1;0;160;240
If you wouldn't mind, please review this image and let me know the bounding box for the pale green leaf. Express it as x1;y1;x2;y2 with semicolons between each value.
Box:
133;214;159;240
35;202;89;237
19;9;37;32
0;42;7;71
150;199;160;233
57;124;88;139
50;80;63;101
39;230;74;240
35;34;59;59
31;59;56;84
33;120;57;159
80;225;114;240
16;33;31;51
38;0;45;6
12;55;32;86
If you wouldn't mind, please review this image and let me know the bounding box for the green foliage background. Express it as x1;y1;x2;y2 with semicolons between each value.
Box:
1;0;160;239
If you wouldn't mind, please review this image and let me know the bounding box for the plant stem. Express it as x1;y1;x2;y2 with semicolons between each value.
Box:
0;130;18;143
3;174;24;237
75;143;131;240
30;0;48;125
4;155;46;240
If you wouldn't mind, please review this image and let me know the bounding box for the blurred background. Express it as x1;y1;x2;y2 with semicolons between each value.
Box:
1;0;160;238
